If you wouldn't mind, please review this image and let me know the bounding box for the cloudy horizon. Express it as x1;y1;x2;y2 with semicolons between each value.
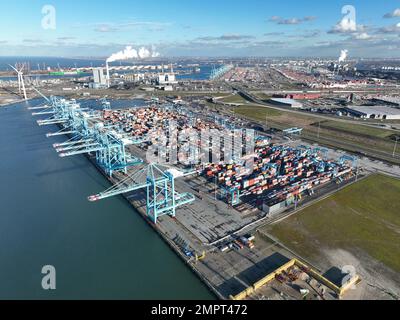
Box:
1;0;400;58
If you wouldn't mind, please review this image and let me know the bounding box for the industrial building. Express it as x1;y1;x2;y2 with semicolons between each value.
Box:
345;105;400;120
273;93;321;100
270;98;303;108
90;68;107;89
157;65;178;85
123;73;145;83
157;73;178;85
372;96;400;107
262;198;290;215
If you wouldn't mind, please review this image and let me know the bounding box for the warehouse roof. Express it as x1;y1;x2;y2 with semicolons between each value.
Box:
373;96;400;106
347;105;400;116
270;98;303;106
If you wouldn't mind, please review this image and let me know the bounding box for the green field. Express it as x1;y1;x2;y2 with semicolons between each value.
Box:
317;120;394;139
220;94;248;104
151;91;230;98
263;174;400;273
234;105;282;120
232;100;399;160
251;92;272;101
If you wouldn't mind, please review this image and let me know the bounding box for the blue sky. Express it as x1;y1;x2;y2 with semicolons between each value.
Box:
0;0;399;57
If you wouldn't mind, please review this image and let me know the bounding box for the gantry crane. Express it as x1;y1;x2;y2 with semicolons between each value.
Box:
313;147;329;160
32;94;143;176
30;91;197;223
88;163;196;224
339;154;358;168
210;64;234;80
55;124;143;176
283;127;303;136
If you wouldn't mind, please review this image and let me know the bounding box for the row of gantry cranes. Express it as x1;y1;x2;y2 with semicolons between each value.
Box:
29;91;359;224
29;91;196;224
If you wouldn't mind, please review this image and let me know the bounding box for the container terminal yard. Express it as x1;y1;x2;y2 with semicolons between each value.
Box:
2;58;400;300
4;0;400;308
26;90;378;300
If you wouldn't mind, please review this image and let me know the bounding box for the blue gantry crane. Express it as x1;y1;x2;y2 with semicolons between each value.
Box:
283;127;303;135
313;147;329;160
100;97;111;110
31;92;197;224
56;125;143;176
88;164;196;224
210;64;234;80
220;186;241;206
339;154;358;168
296;145;311;157
32;95;143;176
214;114;237;130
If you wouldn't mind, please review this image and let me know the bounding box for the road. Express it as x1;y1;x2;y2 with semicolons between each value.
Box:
223;85;400;164
231;84;400;133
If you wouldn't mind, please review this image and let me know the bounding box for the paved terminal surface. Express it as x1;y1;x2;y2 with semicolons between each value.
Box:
82;103;400;300
93;137;396;300
8;88;397;299
175;175;263;244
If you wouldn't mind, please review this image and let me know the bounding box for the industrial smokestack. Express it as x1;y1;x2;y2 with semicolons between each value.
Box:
106;62;110;88
105;45;160;88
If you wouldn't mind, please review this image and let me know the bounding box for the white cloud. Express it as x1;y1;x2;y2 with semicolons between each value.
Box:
330;17;357;33
269;16;281;22
354;33;372;40
94;24;119;33
92;21;172;33
384;8;400;18
278;18;302;25
268;16;317;25
376;24;400;34
23;39;44;43
57;37;76;41
194;34;255;43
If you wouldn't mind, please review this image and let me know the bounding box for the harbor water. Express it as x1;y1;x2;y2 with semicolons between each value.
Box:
0;99;214;299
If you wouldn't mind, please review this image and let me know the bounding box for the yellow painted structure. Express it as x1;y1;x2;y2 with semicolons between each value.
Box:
196;251;206;261
229;259;360;300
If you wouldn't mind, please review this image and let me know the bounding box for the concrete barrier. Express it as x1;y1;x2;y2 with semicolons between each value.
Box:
230;258;360;300
253;259;296;291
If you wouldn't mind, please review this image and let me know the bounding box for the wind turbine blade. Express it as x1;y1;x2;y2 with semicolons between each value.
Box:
8;64;18;73
21;75;27;101
31;86;50;102
18;75;22;93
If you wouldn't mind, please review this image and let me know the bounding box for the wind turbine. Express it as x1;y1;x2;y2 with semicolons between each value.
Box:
9;64;27;101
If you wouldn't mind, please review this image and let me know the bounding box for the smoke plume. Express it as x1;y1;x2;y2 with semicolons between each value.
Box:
338;49;348;63
106;45;160;63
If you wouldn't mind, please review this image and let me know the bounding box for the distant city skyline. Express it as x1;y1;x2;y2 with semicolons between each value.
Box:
0;0;400;58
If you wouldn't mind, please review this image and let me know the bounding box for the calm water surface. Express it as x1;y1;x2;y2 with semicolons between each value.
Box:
0;99;213;299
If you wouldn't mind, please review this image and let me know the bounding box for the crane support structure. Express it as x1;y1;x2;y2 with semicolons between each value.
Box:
283;127;303;135
210;64;234;80
32;93;197;224
32;96;143;176
339;154;358;168
88;164;195;224
313;147;329;160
